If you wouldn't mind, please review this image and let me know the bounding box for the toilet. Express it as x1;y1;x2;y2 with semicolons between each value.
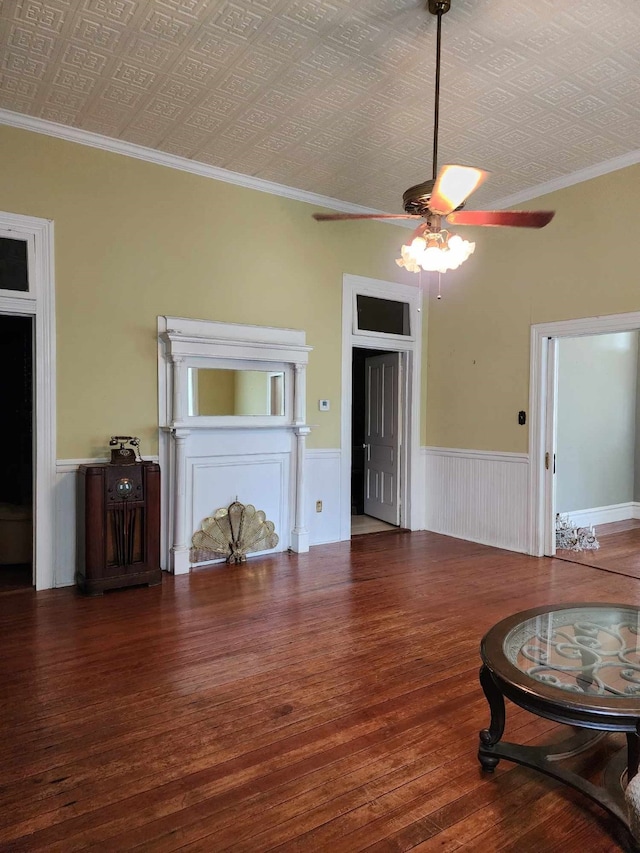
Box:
0;503;32;564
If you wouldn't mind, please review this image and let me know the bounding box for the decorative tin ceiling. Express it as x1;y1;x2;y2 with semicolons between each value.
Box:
1;0;639;211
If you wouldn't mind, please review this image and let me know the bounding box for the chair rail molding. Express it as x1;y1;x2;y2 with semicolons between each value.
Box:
158;317;313;574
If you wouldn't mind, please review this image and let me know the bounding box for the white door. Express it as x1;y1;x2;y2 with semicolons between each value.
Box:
363;352;401;525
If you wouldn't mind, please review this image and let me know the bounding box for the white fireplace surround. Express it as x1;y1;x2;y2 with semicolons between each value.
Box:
158;316;313;574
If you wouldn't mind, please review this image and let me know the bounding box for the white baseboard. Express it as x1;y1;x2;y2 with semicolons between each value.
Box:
560;502;639;528
424;446;529;553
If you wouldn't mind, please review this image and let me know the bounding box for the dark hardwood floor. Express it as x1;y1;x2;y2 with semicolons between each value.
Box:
2;532;640;852
556;518;640;580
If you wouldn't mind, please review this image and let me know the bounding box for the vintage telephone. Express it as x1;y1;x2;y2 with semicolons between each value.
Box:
109;436;142;465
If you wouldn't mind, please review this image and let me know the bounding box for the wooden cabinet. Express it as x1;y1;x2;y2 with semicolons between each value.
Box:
77;462;162;594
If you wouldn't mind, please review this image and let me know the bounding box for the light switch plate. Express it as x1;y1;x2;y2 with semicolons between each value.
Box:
319;399;330;411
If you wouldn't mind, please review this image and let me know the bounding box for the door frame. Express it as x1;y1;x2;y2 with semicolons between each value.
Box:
0;211;56;590
529;311;640;557
340;274;423;540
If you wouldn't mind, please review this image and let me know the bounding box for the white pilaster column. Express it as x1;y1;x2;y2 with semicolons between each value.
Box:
171;356;185;423
293;363;306;425
170;427;191;574
291;425;311;553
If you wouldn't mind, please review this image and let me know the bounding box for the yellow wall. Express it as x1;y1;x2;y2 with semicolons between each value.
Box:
0;125;421;458
425;163;640;452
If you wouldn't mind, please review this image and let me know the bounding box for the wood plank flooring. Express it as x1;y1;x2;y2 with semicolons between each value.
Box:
2;531;640;852
556;518;640;580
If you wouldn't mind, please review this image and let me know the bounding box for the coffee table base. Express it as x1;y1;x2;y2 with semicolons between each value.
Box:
478;664;640;852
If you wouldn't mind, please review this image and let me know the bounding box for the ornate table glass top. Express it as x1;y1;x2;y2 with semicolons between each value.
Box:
503;605;640;699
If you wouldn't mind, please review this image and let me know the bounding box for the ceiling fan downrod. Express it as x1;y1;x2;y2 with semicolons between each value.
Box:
428;0;451;181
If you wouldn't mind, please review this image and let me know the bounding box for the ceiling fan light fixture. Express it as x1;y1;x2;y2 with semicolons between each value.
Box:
396;229;475;274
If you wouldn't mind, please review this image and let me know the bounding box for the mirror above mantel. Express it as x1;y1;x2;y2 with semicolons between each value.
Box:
159;317;312;429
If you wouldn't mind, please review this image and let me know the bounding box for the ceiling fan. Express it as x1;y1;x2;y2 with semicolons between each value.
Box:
313;0;555;276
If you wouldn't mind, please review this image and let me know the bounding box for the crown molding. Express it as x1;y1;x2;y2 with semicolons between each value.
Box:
0;108;400;221
491;149;640;209
5;108;637;223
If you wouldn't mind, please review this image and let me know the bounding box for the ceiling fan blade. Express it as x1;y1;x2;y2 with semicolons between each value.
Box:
428;165;488;216
313;213;422;221
446;210;555;228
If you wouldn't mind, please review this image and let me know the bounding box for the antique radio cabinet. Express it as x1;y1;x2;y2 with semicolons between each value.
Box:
77;461;161;594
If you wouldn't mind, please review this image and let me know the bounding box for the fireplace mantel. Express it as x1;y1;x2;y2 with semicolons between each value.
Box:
158;316;313;574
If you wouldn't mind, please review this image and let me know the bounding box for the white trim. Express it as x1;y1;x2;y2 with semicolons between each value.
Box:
0;108;400;222
424;446;528;464
491;150;640;209
341;274;423;541
560;503;637;528
0;211;55;590
529;311;640;556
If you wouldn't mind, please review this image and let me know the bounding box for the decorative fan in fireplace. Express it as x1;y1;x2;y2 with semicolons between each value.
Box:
191;500;279;564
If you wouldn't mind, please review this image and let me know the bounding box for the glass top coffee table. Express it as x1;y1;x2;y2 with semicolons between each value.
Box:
478;603;640;850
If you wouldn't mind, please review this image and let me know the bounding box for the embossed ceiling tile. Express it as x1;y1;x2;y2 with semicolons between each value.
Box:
518;21;572;55
281;0;342;33
71;16;125;52
182;104;226;133
60;41;109;75
579;57;629;87
474;47;531;79
301;44;356;78
53;65;97;94
2;49;47;80
137;7;195;45
326;14;385;54
154;0;210;21
47;85;86;109
252;20;312;57
111;59;156;89
234;106;279;132
172;53;216;83
14;0;68;34
188;24;245;65
8;23;56;58
0;71;38;101
561;94;610;119
82;0;139;28
124;35;174;69
211;1;269;39
507;64;556;95
533;80;584;107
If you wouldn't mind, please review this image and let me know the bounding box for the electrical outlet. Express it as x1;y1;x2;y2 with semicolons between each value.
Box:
315;500;322;512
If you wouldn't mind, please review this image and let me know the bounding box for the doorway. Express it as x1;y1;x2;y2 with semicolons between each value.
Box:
529;312;640;579
0;314;33;589
552;331;640;578
340;275;423;542
351;347;401;534
0;212;56;591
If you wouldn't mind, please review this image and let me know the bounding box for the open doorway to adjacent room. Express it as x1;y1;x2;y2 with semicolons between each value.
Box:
351;346;402;536
530;313;640;580
0;314;33;591
553;331;640;579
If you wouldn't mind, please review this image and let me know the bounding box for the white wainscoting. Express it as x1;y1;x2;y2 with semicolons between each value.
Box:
561;502;640;529
305;449;342;545
424;447;530;553
55;450;344;587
